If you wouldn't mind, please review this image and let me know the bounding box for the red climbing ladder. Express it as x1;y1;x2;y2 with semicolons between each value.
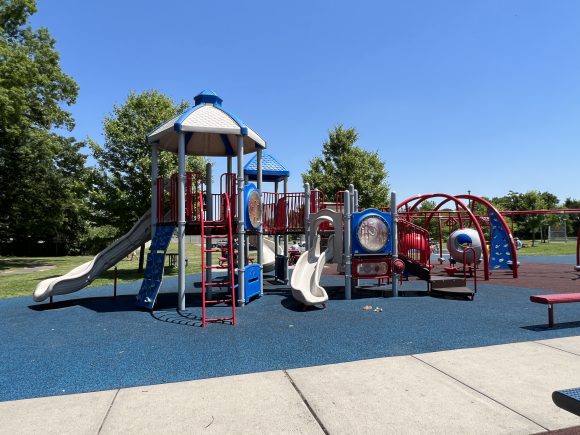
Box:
199;192;236;327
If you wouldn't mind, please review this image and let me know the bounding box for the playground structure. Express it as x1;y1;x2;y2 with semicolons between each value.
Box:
35;91;269;326
36;90;580;323
34;92;340;321
394;193;519;281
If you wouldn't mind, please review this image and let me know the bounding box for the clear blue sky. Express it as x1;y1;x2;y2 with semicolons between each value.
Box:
32;0;580;203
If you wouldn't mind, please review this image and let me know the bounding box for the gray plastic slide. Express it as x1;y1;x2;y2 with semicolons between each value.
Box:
33;210;153;302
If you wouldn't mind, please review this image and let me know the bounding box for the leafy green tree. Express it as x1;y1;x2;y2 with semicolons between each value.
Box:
302;125;389;209
0;0;87;255
90;90;206;267
416;200;439;237
492;190;559;246
563;197;580;236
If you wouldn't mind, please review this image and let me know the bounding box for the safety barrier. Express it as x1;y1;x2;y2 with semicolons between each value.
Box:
398;219;431;268
155;171;327;233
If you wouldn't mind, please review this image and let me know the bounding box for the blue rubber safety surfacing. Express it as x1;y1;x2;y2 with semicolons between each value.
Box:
1;267;579;402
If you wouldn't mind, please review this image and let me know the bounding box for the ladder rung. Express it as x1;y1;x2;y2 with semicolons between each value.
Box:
200;209;235;327
204;282;232;287
205;299;233;304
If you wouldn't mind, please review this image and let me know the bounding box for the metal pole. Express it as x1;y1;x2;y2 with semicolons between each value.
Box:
354;188;359;212
151;142;158;240
226;155;233;292
256;147;263;295
391;191;398;297
177;133;186;311
205;162;213;288
304;183;311;251
349;184;355;213
274;180;279;260
113;266;118;299
227;156;233;196
344;190;352;299
349;184;358;288
236;135;245;306
283;177;289;284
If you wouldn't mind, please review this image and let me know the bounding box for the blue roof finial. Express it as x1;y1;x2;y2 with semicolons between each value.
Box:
194;90;223;107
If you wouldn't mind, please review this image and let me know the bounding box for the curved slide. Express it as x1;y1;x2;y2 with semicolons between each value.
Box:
33;210;153;302
291;234;334;307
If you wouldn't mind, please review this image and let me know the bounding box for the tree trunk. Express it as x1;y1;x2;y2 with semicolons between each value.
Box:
531;229;536;247
138;243;145;272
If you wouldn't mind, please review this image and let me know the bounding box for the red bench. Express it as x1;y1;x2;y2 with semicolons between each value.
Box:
530;293;580;327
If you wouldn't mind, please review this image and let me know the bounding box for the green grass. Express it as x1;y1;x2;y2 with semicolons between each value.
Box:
5;237;573;300
0;242;221;299
518;240;577;256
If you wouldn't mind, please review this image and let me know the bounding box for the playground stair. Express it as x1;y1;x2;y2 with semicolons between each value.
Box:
398;254;475;300
429;276;475;300
199;193;236;327
136;224;176;310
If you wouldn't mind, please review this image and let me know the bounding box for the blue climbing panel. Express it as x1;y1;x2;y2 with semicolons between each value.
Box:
150;225;175;251
488;209;511;270
136;225;175;310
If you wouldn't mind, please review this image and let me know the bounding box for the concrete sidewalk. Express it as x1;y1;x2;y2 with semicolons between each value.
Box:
1;337;579;434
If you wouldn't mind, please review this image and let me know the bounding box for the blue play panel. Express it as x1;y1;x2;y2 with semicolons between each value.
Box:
1;268;579;402
136;225;175;310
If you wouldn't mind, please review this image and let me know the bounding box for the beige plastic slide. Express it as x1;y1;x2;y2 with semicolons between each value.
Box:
262;237;279;273
290;234;334;307
33;210;153;302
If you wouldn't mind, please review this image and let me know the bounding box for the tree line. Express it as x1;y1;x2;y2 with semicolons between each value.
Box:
491;191;580;245
0;1;204;256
